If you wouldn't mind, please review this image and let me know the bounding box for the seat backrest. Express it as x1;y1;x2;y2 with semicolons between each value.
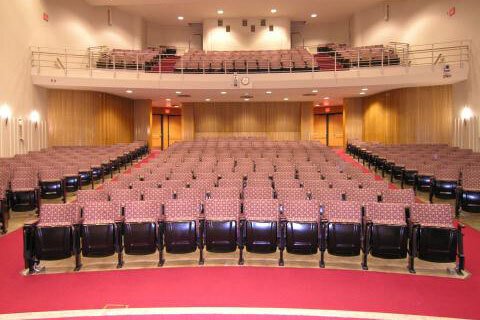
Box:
217;178;244;188
124;201;162;223
345;188;379;203
11;178;37;190
365;202;406;226
243;199;279;221
281;199;319;222
410;204;454;229
275;188;307;201
323;201;362;223
39;169;62;181
274;179;301;189
76;190;109;203
175;187;206;200
161;179;188;190
39;203;80;226
311;188;344;202
247;179;272;188
244;186;273;199
164;199;201;222
209;187;241;199
109;189;142;203
382;189;416;204
204;199;241;221
82;202;121;224
143;187;174;202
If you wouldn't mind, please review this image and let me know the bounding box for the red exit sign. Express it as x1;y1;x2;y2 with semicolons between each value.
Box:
43;12;49;22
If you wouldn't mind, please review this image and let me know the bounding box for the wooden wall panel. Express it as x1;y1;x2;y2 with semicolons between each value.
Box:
186;102;306;140
343;98;363;142
362;85;452;144
181;104;195;141
48;90;134;146
133;99;152;146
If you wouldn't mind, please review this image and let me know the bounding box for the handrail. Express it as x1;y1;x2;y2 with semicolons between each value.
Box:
30;40;470;76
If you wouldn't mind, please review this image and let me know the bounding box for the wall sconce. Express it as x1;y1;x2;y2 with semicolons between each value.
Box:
461;106;473;124
0;104;11;125
30;110;40;128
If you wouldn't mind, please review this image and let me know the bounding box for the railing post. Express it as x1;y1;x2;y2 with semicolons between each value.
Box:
357;50;360;69
159;54;162;74
311;56;314;73
181;58;184;75
381;48;384;69
37;46;41;75
224;61;227;74
246;61;249;75
431;43;435;67
334;51;337;74
113;54;116;78
202;60;205;74
89;50;93;77
136;53;139;78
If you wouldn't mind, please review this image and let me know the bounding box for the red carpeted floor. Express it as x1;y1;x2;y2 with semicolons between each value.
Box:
0;151;479;319
60;316;368;320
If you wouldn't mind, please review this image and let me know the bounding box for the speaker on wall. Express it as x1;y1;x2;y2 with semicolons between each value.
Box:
218;19;223;27
226;25;231;32
384;3;390;21
251;25;255;32
260;19;266;26
107;8;113;26
242;19;248;26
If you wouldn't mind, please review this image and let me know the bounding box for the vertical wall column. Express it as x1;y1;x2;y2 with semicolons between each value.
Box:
300;102;314;140
133;99;153;147
182;103;195;141
343;97;364;144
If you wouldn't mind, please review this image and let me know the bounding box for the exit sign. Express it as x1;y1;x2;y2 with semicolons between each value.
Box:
43;12;49;22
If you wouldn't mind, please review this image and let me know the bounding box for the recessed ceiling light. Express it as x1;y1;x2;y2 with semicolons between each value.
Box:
265;91;272;94
362;88;369;91
177;16;184;20
175;91;182;94
283;97;289;101
205;98;211;101
220;91;227;95
173;105;179;108
217;9;224;14
360;92;366;95
311;13;318;18
323;97;330;100
312;89;318;93
271;8;277;13
315;104;320;107
126;90;133;94
244;98;250;101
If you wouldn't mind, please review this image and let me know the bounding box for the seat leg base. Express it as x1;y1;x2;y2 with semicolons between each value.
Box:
116;253;124;269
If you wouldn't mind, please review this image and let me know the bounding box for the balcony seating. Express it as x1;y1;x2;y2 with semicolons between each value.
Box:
408;204;464;274
23;203;82;273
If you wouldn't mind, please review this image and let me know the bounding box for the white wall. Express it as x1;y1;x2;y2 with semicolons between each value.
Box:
147;23;203;52
203;17;291;51
291;21;350;49
0;0;145;157
350;0;480;149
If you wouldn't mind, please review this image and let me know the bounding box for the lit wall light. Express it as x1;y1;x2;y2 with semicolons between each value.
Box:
220;91;227;95
361;88;369;91
217;9;224;14
265;91;272;94
30;110;40;128
312;89;318;93
126;89;133;94
311;13;318;18
177;16;184;20
166;98;171;101
0;104;12;125
360;92;366;95
244;98;250;101
461;106;474;121
175;91;182;94
283;97;289;101
205;98;211;102
323;97;329;100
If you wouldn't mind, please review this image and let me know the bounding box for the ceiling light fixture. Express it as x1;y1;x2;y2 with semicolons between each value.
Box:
244;98;250;101
166;98;171;101
283;97;289;101
217;9;224;14
175;91;182;94
265;91;272;94
271;8;277;13
312;89;318;93
177;16;184;20
205;98;211;102
311;13;318;18
220;91;227;95
362;88;369;91
315;104;320;107
126;89;133;94
323;97;330;100
360;92;366;95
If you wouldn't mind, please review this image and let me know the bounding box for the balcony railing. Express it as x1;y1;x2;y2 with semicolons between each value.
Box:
30;40;470;77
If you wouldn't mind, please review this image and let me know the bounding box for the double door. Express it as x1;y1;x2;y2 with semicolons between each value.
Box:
151;115;182;150
313;113;344;147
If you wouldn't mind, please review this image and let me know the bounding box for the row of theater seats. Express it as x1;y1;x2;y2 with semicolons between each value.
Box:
347;140;480;215
0;142;148;233
23;139;465;275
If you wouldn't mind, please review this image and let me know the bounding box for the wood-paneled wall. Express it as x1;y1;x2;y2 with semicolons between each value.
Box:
133;99;152;146
48;90;134;146
343;98;363;143
362;85;452;144
184;102;312;140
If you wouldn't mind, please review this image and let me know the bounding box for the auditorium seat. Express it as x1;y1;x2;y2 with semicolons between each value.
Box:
275;188;308;201
344;188;379;203
122;201;163;266
23;203;81;273
244;187;274;199
430;168;460;202
281;199;320;264
456;168;480;214
381;189;416;205
161;199;203;264
80;202;123;268
9;177;40;212
363;202;408;270
38;169;66;202
62;165;81;193
76;190;109;204
242;199;281;264
203;199;241;261
320;201;363;268
408;204;464;274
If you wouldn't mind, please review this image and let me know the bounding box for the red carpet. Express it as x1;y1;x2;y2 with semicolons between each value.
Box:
0;151;479;319
60;316;367;320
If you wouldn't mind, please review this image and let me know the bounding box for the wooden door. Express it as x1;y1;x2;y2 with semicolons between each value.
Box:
168;116;182;146
151;115;162;149
313;115;327;145
328;113;344;147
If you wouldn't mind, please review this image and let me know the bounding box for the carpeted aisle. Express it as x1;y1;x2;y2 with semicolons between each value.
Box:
0;151;479;319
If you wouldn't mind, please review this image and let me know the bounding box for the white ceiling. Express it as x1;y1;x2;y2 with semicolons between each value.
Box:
85;0;386;25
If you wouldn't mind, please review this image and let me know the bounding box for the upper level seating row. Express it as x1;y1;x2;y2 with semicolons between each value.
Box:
0;141;148;233
347;140;480;215
23;138;464;275
96;47;180;72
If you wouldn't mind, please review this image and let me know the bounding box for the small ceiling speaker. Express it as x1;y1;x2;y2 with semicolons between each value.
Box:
107;8;113;26
269;25;274;32
260;19;266;26
226;25;231;32
218;19;223;27
251;25;255;32
384;3;390;21
242;19;248;26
